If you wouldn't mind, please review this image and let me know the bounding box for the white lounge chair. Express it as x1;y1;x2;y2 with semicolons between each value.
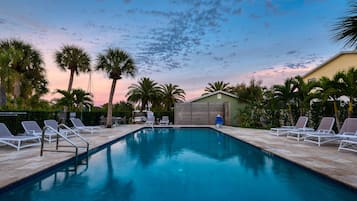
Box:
304;118;357;146
159;116;169;125
70;118;101;134
287;117;335;142
44;119;78;138
22;121;57;143
336;118;357;152
270;116;311;136
145;111;155;127
338;135;357;153
0;123;40;151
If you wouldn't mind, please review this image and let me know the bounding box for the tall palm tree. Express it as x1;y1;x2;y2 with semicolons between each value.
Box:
203;81;231;95
126;77;161;111
332;1;357;48
319;76;344;131
273;78;297;125
335;68;357;118
96;48;136;128
55;45;91;92
160;83;186;111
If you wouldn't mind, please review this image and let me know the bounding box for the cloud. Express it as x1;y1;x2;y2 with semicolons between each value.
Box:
0;18;6;24
249;13;261;19
265;0;278;13
264;21;270;28
286;50;298;55
232;8;242;15
133;0;243;72
229;58;324;88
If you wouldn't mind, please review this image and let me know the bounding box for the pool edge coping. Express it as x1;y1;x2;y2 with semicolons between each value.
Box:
213;127;357;191
1;125;356;192
0;126;144;193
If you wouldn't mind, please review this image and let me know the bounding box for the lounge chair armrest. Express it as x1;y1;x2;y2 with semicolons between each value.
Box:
298;127;314;131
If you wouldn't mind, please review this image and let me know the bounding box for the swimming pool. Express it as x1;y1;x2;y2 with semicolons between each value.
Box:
1;128;356;201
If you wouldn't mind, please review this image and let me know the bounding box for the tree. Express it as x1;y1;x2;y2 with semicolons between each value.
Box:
292;76;319;116
72;89;93;111
273;78;297;125
54;88;93;111
0;46;17;106
160;83;185;111
332;1;357;48
0;39;48;108
319;76;344;131
203;81;231;95
96;48;136;128
335;68;357;118
233;79;264;103
262;88;281;128
126;77;161;111
54;89;75;111
55;45;91;92
113;101;134;112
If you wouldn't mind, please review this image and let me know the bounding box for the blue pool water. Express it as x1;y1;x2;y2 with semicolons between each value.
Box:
1;128;356;201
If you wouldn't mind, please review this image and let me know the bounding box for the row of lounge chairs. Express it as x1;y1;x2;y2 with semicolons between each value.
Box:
0;118;101;151
270;116;357;153
144;113;170;126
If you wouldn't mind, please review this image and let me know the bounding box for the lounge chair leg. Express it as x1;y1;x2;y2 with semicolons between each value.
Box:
17;141;20;151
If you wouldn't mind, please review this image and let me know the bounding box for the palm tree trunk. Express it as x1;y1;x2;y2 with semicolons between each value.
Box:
141;100;147;111
68;70;75;92
106;79;117;128
348;97;353;118
287;104;294;126
333;101;341;132
64;70;75;113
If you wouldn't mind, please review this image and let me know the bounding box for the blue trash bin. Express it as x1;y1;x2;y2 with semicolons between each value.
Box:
215;115;223;128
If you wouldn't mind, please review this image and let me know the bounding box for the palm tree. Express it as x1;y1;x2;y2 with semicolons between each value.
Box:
126;77;161;111
54;89;75;111
335;68;357;118
319;76;343;131
293;76;319;116
160;83;186;111
0;46;15;106
262;88;281;127
96;48;136;128
203;81;231;95
0;39;48;108
233;79;264;103
72;89;93;111
332;1;357;48
55;45;91;92
273;78;297;125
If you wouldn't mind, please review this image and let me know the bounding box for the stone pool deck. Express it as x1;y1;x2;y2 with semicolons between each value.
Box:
0;125;356;190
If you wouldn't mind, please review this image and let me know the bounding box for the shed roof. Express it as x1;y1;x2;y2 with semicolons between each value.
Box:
189;90;238;102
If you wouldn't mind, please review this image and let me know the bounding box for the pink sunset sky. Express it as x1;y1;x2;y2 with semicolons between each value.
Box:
0;0;350;106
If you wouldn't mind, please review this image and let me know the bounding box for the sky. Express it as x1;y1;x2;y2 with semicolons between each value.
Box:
0;0;352;105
